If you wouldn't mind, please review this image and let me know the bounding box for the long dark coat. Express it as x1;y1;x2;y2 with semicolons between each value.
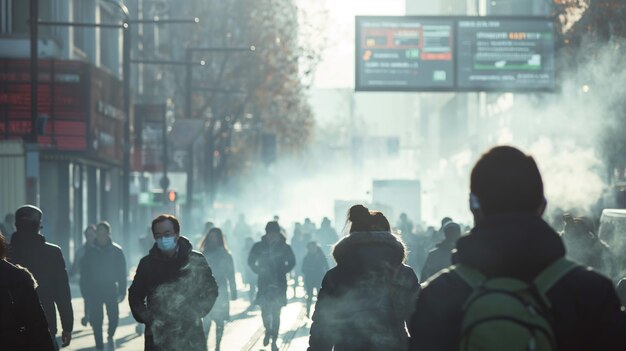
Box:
128;236;218;351
248;234;296;306
308;231;420;351
9;231;73;336
0;259;55;351
203;247;236;321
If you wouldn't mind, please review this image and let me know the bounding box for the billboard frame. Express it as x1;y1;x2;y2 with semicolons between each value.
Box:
355;15;556;93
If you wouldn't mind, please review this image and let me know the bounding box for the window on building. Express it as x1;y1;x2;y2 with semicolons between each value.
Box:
99;5;120;75
73;0;87;53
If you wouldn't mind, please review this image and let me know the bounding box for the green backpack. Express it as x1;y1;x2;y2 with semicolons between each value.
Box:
453;258;578;351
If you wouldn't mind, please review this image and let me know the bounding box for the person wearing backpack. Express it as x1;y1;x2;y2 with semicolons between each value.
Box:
308;205;420;351
408;146;626;351
0;232;55;351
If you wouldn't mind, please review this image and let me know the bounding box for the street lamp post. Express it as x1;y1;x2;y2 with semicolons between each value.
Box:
37;8;198;250
183;46;255;223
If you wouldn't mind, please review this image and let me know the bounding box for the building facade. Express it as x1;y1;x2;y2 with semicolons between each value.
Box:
0;0;125;260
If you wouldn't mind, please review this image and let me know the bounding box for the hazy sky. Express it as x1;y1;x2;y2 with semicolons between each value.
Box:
313;0;405;88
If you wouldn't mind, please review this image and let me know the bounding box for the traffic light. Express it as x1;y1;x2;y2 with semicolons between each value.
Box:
168;190;177;202
152;190;177;203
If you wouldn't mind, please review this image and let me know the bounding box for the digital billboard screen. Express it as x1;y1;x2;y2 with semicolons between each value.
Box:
356;16;455;91
456;18;555;91
355;16;556;92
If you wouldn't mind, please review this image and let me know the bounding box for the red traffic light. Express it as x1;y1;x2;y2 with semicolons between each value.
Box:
168;191;177;202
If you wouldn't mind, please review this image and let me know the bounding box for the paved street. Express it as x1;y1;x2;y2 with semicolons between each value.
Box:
59;275;313;351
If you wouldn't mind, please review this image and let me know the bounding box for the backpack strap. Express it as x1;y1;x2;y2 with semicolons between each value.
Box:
453;264;487;289
533;258;578;308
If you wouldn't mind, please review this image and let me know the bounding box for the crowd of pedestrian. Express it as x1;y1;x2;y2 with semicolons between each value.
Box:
2;145;626;351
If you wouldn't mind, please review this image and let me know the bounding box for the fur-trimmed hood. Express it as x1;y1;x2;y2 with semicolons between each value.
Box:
0;259;37;289
332;231;406;268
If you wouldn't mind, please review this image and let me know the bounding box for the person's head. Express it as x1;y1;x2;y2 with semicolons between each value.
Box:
152;214;181;253
443;221;462;241
0;232;7;260
470;146;545;223
265;221;282;241
201;227;225;251
322;217;331;228
440;217;452;229
347;205;391;233
273;215;280;222
306;241;320;253
14;205;42;233
400;213;408;221
304;218;312;225
95;222;111;246
203;221;215;235
84;224;97;244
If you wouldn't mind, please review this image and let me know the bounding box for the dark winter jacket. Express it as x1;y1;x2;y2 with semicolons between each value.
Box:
248;234;296;306
308;231;420;351
409;214;626;351
0;260;55;351
80;239;127;299
419;239;455;281
203;247;236;321
302;249;329;291
9;231;73;336
128;236;218;351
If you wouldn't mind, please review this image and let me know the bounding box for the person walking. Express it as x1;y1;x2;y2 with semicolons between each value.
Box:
80;221;127;350
9;205;73;349
408;146;626;351
419;221;461;281
1;232;56;351
308;205;420;351
199;227;237;351
315;218;339;258
248;221;296;351
128;214;218;351
301;241;329;318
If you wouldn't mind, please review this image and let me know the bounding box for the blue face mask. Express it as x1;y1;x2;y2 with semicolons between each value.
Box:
156;236;177;252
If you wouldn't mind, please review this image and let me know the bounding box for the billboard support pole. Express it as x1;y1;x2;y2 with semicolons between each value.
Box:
27;0;40;206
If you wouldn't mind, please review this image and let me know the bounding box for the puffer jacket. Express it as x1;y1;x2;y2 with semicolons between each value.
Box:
0;259;55;351
308;231;420;351
128;236;218;351
248;234;296;306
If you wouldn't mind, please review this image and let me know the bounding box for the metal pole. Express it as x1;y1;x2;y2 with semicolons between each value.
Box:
162;104;169;204
184;49;194;223
122;23;131;251
27;0;39;205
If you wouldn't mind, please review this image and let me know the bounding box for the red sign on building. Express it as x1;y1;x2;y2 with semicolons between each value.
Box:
0;59;125;163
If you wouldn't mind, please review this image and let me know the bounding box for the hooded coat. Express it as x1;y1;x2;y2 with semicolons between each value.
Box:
0;260;55;351
128;236;218;351
308;231;420;351
248;234;296;306
9;231;73;336
409;214;626;351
